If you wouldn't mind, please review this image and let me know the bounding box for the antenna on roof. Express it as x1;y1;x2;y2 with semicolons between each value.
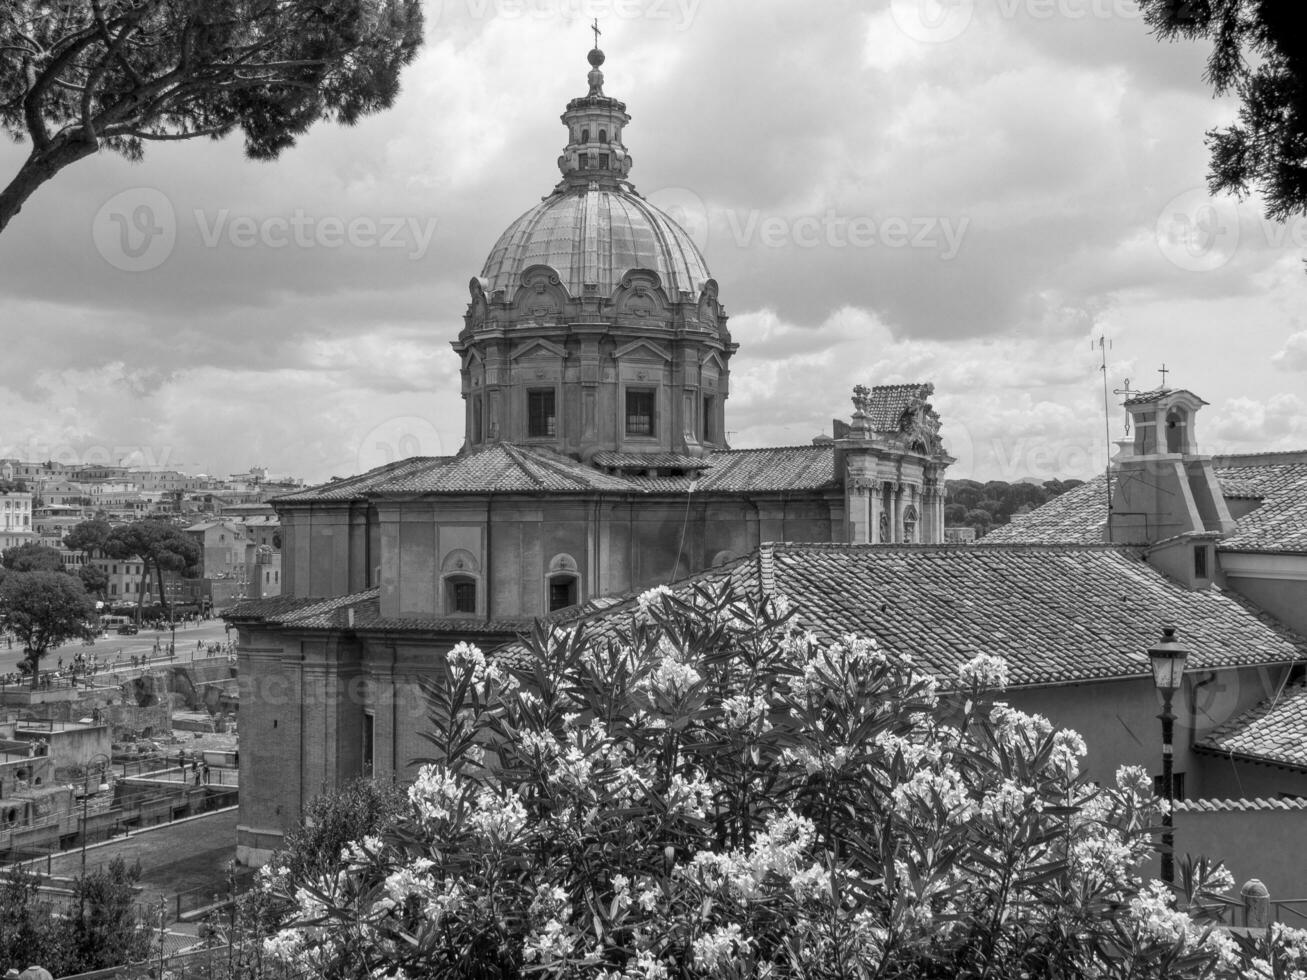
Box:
1094;335;1113;511
1113;379;1143;436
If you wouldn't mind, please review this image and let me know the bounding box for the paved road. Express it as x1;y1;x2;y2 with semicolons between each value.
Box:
0;619;234;677
44;806;241;918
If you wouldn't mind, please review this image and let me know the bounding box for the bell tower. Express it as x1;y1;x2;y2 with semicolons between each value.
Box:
1107;387;1236;544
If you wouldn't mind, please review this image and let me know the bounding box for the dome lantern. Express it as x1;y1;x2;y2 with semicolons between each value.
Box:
453;40;737;464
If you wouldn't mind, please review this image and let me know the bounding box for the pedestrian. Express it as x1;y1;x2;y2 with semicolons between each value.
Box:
202;762;211;784
178;751;186;778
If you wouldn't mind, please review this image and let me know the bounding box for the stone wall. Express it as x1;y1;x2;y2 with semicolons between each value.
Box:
104;703;172;738
1169;799;1307;900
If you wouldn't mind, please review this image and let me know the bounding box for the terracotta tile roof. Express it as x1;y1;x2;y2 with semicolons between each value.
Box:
276;444;837;501
864;383;935;431
981;477;1110;545
1174;797;1307;813
1195;684;1307;771
273;457;444;502
226;589;381;628
1209;458;1307;553
981;456;1307;554
691;446;836;493
497;543;1307;687
1123;387;1204;408
591;451;712;470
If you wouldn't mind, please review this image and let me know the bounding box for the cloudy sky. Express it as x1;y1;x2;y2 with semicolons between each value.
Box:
1;0;1304;485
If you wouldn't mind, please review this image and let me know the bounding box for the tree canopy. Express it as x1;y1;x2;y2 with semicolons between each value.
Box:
945;478;1083;538
63;517;113;557
0;541;67;573
0;0;425;232
0;858;151;975
1140;0;1307;220
0;570;94;687
78;562;109;598
106;518;200;616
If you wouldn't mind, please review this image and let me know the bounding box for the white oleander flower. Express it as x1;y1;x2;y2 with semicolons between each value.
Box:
693;923;751;972
958;652;1010;690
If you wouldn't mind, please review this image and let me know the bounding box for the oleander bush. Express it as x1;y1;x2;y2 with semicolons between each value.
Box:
256;582;1307;979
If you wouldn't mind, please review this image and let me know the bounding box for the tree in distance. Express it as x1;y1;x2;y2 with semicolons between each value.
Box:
63;517;113;558
1140;0;1307;220
0;542;67;573
0;0;425;232
0;570;95;688
78;563;110;599
106;518;201;620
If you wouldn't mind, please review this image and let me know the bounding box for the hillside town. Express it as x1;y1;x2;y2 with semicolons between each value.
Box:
1;462;296;613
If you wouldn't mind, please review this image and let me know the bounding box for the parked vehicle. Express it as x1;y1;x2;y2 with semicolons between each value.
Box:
116;624;139;635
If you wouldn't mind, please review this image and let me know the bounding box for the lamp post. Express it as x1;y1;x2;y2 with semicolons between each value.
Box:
1147;625;1190;885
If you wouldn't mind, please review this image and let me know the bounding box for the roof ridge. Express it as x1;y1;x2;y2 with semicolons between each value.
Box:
1196;680;1307;748
765;540;1138;553
708;445;833;455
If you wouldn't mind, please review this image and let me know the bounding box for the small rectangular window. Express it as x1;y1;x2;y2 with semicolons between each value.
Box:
528;389;556;438
598;153;610;169
702;395;716;443
362;712;375;779
449;578;477;614
549;578;577;612
1193;544;1208;579
472;398;483;443
626;389;656;437
1153;772;1185;800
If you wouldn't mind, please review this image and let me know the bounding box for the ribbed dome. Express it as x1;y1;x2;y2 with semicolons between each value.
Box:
481;187;712;299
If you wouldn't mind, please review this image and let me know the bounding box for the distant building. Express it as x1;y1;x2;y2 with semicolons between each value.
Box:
943;526;976;544
126;470;204;493
0;488;34;554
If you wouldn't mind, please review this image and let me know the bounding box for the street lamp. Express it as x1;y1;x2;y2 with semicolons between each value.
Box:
1147;625;1190;885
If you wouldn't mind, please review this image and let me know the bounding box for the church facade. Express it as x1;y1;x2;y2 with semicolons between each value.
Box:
230;48;954;865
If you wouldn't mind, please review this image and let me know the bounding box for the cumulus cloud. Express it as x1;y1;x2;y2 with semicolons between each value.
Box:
1272;331;1307;372
0;0;1303;482
1208;394;1307;448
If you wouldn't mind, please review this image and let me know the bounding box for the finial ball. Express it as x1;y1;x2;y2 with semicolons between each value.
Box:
588;47;606;67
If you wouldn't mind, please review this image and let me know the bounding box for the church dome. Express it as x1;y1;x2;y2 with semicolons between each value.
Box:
480;187;712;299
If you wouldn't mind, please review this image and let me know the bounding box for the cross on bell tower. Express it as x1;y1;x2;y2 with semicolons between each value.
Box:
1158;363;1170;389
591;18;601;49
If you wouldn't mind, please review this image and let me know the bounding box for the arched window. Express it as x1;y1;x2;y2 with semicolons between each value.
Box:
581;128;590;143
1165;408;1186;454
598;128;607;142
